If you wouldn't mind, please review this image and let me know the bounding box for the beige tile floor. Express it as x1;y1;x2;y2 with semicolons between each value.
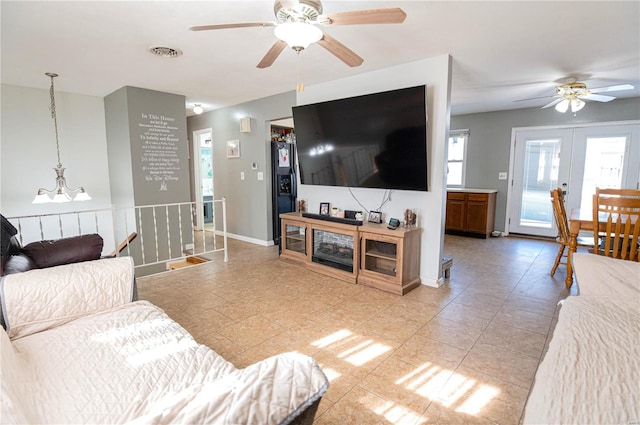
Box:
136;234;579;425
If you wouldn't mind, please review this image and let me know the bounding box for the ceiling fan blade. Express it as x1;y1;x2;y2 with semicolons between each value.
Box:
513;95;556;102
317;33;364;67
257;40;287;68
322;8;407;25
588;84;634;94
541;98;563;109
579;93;615;102
189;22;276;31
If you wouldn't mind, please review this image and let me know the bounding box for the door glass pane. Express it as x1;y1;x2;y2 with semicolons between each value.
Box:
520;139;560;228
579;136;626;212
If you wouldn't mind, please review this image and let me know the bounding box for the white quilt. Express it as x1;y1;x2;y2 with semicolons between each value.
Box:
573;253;640;298
523;296;640;424
0;258;328;425
1;257;135;339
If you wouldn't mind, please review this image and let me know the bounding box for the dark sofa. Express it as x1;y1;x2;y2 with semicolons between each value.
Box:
1;214;104;276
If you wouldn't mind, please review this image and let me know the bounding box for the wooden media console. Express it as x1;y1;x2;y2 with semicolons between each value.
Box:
279;212;421;295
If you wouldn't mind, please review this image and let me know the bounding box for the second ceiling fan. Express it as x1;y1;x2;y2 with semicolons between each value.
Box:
516;78;635;113
189;0;406;68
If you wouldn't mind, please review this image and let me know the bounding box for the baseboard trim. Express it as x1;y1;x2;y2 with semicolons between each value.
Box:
215;230;274;247
420;276;444;288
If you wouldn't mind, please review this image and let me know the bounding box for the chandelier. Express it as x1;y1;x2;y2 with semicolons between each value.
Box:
32;73;91;203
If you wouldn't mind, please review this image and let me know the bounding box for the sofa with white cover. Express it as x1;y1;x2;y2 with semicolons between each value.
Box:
0;257;328;424
523;253;640;424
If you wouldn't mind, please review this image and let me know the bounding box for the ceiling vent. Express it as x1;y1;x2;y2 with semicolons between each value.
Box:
148;46;183;58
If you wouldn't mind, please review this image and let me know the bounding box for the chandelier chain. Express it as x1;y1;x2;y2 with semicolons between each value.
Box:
49;74;62;167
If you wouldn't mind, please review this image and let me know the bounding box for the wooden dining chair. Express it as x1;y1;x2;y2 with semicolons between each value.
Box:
592;188;640;261
549;188;593;276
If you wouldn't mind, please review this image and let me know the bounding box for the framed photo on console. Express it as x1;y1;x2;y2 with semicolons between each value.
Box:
368;211;382;223
319;202;330;216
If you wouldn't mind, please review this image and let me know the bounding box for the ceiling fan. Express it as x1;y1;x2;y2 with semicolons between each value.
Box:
189;0;406;69
516;78;635;113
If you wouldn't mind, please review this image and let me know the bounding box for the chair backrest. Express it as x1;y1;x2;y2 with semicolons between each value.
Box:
592;187;640;261
550;188;570;244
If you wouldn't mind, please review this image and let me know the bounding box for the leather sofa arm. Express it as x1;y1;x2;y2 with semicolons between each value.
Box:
21;234;104;269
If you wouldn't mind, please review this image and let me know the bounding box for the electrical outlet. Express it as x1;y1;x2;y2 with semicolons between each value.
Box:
240;172;245;180
257;172;264;181
498;172;507;180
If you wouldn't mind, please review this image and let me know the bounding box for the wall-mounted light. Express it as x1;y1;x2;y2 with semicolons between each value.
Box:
240;117;252;133
192;104;204;114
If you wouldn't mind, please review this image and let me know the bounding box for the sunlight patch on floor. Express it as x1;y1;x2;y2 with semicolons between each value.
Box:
319;367;342;382
370;399;424;425
311;329;352;348
310;332;499;421
438;373;476;407
456;384;500;415
396;362;500;418
338;340;391;366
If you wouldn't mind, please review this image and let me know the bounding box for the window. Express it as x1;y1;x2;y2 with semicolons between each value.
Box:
447;131;468;187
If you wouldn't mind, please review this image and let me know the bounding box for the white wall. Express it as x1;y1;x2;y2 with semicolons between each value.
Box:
297;55;453;287
1;84;115;252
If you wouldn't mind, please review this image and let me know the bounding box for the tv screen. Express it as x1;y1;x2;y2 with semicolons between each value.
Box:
293;85;428;191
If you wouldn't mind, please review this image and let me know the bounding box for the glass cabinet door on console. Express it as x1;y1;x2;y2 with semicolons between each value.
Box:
280;218;308;265
359;228;421;295
284;223;306;254
362;238;398;277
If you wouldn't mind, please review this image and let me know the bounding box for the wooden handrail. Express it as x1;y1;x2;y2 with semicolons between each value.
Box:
109;232;138;257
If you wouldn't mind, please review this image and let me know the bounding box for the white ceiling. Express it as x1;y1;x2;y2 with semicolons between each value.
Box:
2;1;639;116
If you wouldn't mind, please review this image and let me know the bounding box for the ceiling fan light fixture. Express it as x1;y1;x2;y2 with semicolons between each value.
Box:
571;98;585;112
555;99;570;113
274;22;323;49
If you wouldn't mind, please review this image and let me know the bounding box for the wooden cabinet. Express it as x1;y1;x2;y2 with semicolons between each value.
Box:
359;228;421;295
445;190;497;238
279;212;421;294
445;192;466;231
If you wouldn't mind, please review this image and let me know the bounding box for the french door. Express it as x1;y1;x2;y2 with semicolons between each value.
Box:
509;122;640;237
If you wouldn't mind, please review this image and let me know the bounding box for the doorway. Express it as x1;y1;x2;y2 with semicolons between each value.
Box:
192;128;214;231
508;122;640;237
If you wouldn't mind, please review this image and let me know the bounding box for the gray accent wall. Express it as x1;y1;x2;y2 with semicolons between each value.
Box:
187;90;297;244
451;97;640;232
105;86;190;206
104;86;192;275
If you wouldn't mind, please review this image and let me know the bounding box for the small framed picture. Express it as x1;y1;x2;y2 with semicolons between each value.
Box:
368;211;382;223
319;202;330;216
226;140;240;158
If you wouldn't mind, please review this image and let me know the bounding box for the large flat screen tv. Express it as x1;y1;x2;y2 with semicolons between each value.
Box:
292;85;428;191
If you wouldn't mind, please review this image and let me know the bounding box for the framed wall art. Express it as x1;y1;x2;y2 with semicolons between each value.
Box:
226;140;240;158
